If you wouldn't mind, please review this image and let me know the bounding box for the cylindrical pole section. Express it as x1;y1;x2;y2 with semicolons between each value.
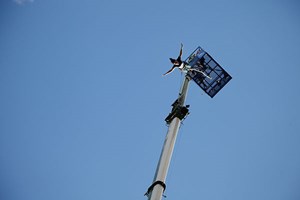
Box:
148;117;181;200
147;76;190;200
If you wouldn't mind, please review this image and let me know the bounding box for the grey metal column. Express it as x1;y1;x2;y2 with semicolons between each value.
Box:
146;76;190;200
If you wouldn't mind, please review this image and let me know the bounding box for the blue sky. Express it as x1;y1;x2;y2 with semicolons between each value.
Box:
1;0;300;200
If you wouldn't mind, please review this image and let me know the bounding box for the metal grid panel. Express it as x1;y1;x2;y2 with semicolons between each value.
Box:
186;47;232;98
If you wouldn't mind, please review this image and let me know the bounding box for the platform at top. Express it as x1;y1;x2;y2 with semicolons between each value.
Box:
185;47;232;98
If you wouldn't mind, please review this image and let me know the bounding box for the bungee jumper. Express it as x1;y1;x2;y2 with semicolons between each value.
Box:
163;43;212;79
163;43;188;76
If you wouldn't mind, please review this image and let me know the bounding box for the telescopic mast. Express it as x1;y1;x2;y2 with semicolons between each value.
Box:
145;76;190;200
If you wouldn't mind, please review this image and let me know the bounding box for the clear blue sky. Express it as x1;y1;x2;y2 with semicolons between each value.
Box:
1;0;300;200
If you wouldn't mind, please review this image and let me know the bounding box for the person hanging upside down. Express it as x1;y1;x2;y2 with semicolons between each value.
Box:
163;43;188;76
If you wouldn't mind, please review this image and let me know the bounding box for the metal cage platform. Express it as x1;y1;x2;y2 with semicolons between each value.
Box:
186;47;232;98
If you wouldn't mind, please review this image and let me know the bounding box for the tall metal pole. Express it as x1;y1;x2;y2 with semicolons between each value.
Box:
145;45;232;200
145;75;190;200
